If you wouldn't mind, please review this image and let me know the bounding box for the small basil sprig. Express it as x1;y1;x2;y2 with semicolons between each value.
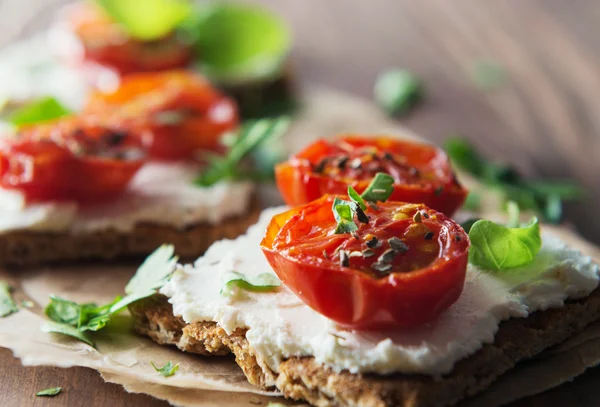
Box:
5;97;71;128
195;117;290;187
41;245;177;346
220;271;280;297
95;0;191;41
332;173;395;235
0;281;18;318
374;70;424;116
468;203;542;271
151;361;179;377
444;137;583;224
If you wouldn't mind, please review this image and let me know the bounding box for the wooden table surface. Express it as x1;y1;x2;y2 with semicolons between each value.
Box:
1;0;600;406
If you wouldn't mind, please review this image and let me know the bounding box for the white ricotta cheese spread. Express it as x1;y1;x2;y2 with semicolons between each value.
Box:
0;163;253;234
161;207;600;376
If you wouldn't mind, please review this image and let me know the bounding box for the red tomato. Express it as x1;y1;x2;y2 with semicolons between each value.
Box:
0;117;146;203
85;71;238;161
261;196;470;329
65;3;191;75
275;136;467;215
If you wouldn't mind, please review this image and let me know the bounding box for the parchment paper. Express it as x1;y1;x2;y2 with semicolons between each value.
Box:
0;50;599;406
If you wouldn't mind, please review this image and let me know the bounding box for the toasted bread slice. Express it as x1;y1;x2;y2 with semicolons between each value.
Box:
0;200;260;268
129;289;600;407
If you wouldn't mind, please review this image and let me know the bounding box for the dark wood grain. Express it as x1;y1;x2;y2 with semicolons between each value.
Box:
1;0;600;406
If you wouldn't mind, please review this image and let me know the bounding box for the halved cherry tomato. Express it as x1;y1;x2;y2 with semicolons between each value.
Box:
275;136;467;215
261;195;469;329
0;117;146;203
65;3;191;75
85;71;238;161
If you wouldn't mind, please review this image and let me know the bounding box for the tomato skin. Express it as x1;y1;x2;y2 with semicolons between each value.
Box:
0;117;145;203
261;195;470;329
275;136;467;216
65;3;191;76
85;71;238;161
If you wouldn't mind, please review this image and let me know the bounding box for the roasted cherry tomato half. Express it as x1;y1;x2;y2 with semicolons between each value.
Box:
261;196;470;329
0;117;146;203
85;71;238;161
63;3;191;76
275;136;467;216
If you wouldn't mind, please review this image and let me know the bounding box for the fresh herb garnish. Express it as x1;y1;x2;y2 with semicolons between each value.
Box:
95;0;191;41
0;281;18;317
220;271;280;297
36;387;62;397
468;203;542;271
462;191;481;212
151;361;179;377
195;117;290;187
332;173;394;235
6;97;70;128
471;60;507;90
41;245;177;346
374;70;424;116
445;137;583;224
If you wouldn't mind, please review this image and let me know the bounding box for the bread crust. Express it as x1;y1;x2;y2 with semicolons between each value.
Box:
0;200;260;267
129;289;600;407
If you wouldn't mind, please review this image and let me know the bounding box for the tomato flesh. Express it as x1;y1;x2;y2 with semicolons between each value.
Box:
85;71;238;161
0;117;145;203
275;135;467;215
261;196;470;329
65;3;191;75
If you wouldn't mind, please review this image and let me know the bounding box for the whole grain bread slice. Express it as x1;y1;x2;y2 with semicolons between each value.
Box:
129;289;600;407
0;200;260;268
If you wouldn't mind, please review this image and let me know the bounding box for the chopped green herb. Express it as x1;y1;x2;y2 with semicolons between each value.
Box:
195;117;290;187
0;281;18;317
374;70;423;116
348;186;367;211
471;60;507;90
360;173;394;203
220;271;280;297
362;248;375;258
151;361;179;377
468;205;542;271
6;97;70;128
36;387;62;397
445;137;583;224
377;248;396;264
41;245;177;346
332;198;359;234
21;300;34;308
388;237;409;253
462;191;481;212
95;0;191;41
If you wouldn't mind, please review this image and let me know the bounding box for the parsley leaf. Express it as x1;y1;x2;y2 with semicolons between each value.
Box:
220;271;280;297
95;0;191;41
41;245;177;346
360;173;395;203
0;281;18;317
444;137;583;224
468;206;542;271
36;387;62;397
374;70;423;116
195;117;290;187
151;361;179;377
6;97;70;128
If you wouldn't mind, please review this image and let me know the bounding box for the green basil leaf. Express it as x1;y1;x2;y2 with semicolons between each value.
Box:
44;295;84;326
41;321;94;346
374;70;423;116
125;244;178;295
360;173;395;203
460;218;481;234
468;217;542;271
332;198;359;234
195;117;290;187
444;137;487;177
187;3;290;82
462;191;481;212
543;194;562;225
6;97;70;128
151;361;179;377
0;281;18;318
220;271;280;296
348;186;367;211
95;0;191;41
524;181;584;200
471;60;507;90
36;387;62;397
